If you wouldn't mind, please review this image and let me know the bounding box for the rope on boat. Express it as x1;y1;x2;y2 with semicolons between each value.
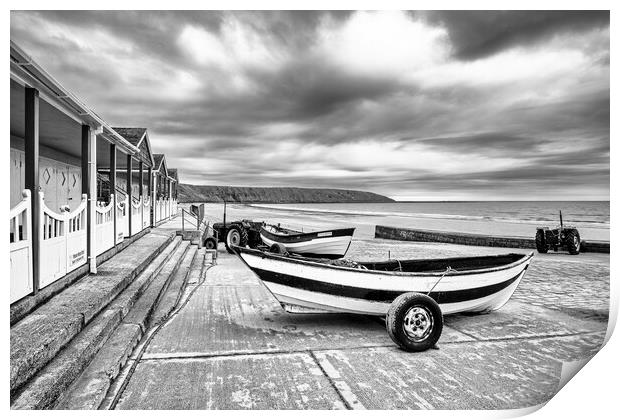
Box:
427;266;458;296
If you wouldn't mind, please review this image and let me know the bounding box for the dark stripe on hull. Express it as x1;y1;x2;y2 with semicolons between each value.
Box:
287;252;347;259
260;227;355;244
251;267;524;304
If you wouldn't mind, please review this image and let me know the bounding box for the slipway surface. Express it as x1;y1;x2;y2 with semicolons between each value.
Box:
113;241;608;410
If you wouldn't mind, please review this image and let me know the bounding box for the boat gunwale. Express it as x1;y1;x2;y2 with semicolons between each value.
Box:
259;226;356;242
234;246;534;278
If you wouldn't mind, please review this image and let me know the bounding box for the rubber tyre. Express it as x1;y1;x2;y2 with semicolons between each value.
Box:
237;225;249;247
535;230;548;253
386;292;443;352
269;243;287;254
225;226;247;254
204;237;217;250
566;230;581;255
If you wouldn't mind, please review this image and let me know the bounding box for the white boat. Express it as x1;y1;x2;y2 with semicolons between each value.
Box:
234;247;533;316
259;224;355;259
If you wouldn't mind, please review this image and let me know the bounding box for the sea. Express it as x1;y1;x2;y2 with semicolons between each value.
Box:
244;201;610;242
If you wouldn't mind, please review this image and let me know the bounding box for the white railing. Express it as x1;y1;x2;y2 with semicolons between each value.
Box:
65;195;88;273
164;198;170;219
130;196;143;236
10;190;33;303
171;198;178;216
142;195;151;229
117;195;127;242
39;192;88;289
95;194;115;256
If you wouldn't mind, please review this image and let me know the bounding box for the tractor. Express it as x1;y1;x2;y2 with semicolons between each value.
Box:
202;201;264;253
535;211;581;255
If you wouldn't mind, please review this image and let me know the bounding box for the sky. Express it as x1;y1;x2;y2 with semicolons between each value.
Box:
10;10;610;201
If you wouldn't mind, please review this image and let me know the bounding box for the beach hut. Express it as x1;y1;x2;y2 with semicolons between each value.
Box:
9;42;152;304
152;153;170;224
111;128;155;234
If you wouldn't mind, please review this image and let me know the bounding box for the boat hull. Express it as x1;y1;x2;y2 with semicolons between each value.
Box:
235;248;533;316
259;226;354;258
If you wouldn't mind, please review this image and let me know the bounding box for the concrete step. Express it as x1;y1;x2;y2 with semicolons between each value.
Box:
54;245;205;410
10;232;182;409
122;241;192;331
150;245;200;325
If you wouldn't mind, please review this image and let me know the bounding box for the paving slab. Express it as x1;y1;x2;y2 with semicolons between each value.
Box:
445;300;606;341
512;257;609;322
115;353;345;409
311;331;605;410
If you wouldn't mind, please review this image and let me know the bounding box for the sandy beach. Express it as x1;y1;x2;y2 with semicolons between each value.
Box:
196;202;610;243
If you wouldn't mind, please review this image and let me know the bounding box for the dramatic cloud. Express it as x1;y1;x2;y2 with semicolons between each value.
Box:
10;10;609;200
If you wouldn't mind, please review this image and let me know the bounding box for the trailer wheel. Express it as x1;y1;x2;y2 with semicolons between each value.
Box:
566;230;581;255
204;237;217;250
386;293;443;352
269;243;287;254
225;225;247;254
535;230;548;253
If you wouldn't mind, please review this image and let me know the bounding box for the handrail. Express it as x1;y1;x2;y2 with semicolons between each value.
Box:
39;192;86;221
95;194;115;214
39;192;68;220
181;208;199;230
63;194;88;219
10;189;31;219
131;196;143;209
39;192;87;220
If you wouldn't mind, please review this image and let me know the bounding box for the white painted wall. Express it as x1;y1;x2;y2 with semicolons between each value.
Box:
10;147;82;212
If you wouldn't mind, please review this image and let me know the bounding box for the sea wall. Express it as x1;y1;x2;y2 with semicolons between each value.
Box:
375;225;610;254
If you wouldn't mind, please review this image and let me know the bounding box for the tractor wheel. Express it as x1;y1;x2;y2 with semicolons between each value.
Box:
535;230;548;253
225;225;248;254
204;237;217;250
386;293;443;352
566;230;581;255
247;230;263;249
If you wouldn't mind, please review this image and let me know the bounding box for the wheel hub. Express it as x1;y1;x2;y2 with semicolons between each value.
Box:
403;306;433;342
